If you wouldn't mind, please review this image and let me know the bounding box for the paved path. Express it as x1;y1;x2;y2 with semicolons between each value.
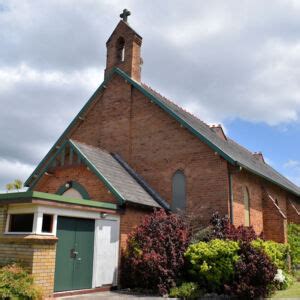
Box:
58;291;174;299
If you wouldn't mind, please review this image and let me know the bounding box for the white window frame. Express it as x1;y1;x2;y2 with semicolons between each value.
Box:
5;204;118;237
5;205;57;235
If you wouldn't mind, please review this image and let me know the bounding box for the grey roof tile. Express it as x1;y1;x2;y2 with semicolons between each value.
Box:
71;140;161;208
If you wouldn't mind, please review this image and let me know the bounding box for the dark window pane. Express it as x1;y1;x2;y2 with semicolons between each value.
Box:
42;214;53;233
172;170;186;212
9;214;34;232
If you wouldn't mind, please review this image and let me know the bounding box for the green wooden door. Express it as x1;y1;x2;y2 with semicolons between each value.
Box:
54;216;95;292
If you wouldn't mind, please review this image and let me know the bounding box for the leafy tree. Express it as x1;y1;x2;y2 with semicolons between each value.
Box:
5;183;14;192
13;179;23;191
5;179;23;192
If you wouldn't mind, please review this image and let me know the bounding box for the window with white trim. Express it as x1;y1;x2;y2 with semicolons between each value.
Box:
9;213;34;233
6;210;55;235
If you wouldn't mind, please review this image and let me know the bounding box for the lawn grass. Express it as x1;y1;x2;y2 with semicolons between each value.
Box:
272;281;300;298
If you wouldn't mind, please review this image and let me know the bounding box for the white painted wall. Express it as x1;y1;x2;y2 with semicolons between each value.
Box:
93;218;120;287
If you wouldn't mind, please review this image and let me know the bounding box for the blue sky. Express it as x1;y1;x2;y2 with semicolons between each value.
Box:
225;119;300;184
1;0;300;190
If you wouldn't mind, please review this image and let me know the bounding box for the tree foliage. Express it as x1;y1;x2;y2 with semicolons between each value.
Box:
288;223;300;268
0;263;42;299
185;239;240;292
5;179;23;192
225;243;277;299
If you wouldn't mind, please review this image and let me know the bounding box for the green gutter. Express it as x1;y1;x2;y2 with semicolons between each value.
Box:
0;191;117;210
238;162;300;198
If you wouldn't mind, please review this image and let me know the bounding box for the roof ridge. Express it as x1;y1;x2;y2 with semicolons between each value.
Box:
141;83;211;128
227;137;256;157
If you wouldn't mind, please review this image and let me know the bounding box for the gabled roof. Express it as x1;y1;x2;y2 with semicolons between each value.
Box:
71;140;162;208
28;139;163;208
25;67;300;197
141;83;300;196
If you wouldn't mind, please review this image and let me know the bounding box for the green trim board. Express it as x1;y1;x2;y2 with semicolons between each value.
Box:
57;181;90;199
0;191;117;210
28;140;125;205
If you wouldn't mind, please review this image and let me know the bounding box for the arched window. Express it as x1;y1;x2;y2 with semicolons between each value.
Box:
243;186;250;226
56;181;90;199
171;170;186;212
116;37;125;62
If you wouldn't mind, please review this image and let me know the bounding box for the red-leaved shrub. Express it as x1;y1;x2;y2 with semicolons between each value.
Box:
120;209;190;295
210;212;258;243
225;243;277;299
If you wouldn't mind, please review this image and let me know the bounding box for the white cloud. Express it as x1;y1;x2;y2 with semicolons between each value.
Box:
283;159;300;185
1;0;300;188
284;159;300;169
0;158;34;190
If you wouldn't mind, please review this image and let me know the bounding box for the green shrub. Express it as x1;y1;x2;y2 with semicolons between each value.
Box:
184;239;240;292
288;223;300;268
169;282;202;299
0;263;42;299
252;239;290;270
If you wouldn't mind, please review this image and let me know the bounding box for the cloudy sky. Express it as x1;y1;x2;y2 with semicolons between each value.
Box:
1;0;300;191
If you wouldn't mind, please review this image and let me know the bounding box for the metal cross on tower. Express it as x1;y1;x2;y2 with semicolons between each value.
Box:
120;9;131;22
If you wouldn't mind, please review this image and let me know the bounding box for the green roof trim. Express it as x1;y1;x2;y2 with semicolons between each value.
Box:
114;68;237;166
28;140;125;205
0;191;117;210
70;140;125;205
24;67;300;197
25;67;236;188
24;70;116;188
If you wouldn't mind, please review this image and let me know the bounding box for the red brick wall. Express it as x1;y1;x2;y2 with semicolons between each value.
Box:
71;75;230;225
230;166;296;241
231;169;264;234
35;164;116;204
287;199;300;224
105;21;142;82
119;205;152;249
262;191;287;243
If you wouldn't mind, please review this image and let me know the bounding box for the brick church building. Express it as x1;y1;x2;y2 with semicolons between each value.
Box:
0;11;299;297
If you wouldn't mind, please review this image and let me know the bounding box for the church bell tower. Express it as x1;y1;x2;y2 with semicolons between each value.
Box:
104;9;143;82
